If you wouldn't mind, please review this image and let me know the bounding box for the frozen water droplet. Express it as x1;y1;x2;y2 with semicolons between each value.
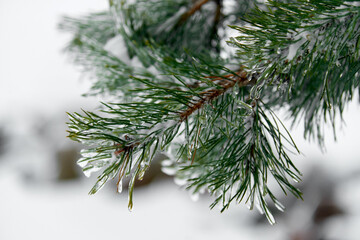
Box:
108;170;118;179
292;178;300;183
246;201;254;210
256;203;264;215
190;192;199;202
236;99;252;113
161;159;173;167
138;161;149;180
89;176;108;194
230;85;238;98
128;202;133;212
266;211;276;225
274;200;285;212
117;180;123;193
83;164;102;178
137;170;145;181
80;149;97;158
174;177;187;186
161;166;177;175
187;147;192;159
77;158;89;168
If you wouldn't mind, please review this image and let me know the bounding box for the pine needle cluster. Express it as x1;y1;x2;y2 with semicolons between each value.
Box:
60;0;360;224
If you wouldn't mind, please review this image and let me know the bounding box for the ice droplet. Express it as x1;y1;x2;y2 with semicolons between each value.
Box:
108;168;118;179
128;201;133;212
266;211;276;225
138;161;149;180
174;177;187;187
77;158;89;168
89;177;108;194
117;180;123;193
235;99;252;113
190;192;199;202
292;178;300;183
161;166;177;175
256;203;264;215
246;202;253;210
274;200;285;212
137;170;145;181
83;164;102;178
80;149;97;158
161;159;173;167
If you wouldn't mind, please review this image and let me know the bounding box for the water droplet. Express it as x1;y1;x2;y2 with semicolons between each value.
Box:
83;164;102;178
128;201;133;212
174;177;187;186
80;149;97;158
108;169;118;179
161;159;173;167
117;180;123;193
137;170;145;181
256;203;264;215
190;192;199;202
89;176;108;194
77;158;89;168
161;166;177;175
138;161;149;180
266;211;276;225
274;200;285;212
246;201;254;210
292;178;300;183
236;99;252;113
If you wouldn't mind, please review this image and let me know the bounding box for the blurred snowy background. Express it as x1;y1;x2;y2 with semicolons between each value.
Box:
1;1;360;239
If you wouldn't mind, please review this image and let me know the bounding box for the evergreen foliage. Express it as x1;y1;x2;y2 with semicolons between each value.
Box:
60;0;360;224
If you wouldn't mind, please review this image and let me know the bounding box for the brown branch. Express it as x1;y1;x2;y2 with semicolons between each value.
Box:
114;140;140;157
175;0;210;27
179;70;254;122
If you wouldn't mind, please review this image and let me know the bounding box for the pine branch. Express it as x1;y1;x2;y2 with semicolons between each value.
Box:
61;0;360;224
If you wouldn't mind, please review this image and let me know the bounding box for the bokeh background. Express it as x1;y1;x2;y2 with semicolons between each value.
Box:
1;1;360;239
